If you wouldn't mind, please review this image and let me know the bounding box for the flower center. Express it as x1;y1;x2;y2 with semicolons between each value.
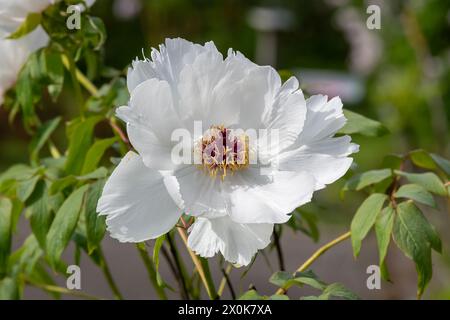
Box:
198;125;249;179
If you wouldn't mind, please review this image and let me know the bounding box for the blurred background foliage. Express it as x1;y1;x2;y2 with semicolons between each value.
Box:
0;0;449;299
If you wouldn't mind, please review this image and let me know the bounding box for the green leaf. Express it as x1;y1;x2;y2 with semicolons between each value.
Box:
8;235;42;277
339;109;389;137
375;205;395;265
393;201;441;298
85;180;106;254
46;185;89;269
49;176;77;195
0;198;13;278
16;175;40;203
430;153;450;176
27;181;52;249
65;116;102;175
0;277;19;300
409;150;436;171
7;13;41;39
351;193;387;257
395;184;436;208
321;283;359;300
78;167;108;180
153;235;166;287
43;51;64;101
238;290;264;300
0;165;37;185
395;171;447;196
81;137;117;174
269;270;326;290
268;294;290;300
343;169;392;192
29;117;61;164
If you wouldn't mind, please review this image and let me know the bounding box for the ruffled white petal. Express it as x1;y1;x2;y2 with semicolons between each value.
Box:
116;78;183;170
276;95;358;189
97;152;182;242
174;165;228;218
224;168;315;224
187;216;273;266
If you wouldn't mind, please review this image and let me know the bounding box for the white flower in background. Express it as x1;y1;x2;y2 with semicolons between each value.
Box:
0;0;96;105
97;38;358;266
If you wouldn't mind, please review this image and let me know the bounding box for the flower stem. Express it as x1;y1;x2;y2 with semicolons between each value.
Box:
136;243;168;300
275;231;351;295
176;227;218;299
97;247;124;300
25;277;101;300
165;232;191;299
218;264;235;298
62;54;99;97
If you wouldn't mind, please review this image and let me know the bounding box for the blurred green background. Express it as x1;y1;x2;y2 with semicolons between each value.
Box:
1;0;449;299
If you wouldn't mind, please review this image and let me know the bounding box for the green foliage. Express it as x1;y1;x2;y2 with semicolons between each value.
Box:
0;0;448;301
46;185;89;269
343;169;392;192
339;109;389;137
7;13;42;40
395;184;436;208
351;194;387;257
393;201;441;298
0;198;13;278
269;270;359;300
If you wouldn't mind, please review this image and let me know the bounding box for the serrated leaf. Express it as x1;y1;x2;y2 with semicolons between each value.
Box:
339;109;389;137
46;185;89;269
65;116;102;175
29;117;61;164
7;13;41;39
85;180;106;254
395;171;446;196
351;193;387;257
375;205;395;265
0;198;13;278
81;137;117;175
393;201;441;298
344;169;392;192
395;184;436;208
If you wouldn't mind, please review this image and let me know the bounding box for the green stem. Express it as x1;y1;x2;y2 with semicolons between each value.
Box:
177;227;218;299
136;243;168;300
275;231;351;295
26;277;101;300
98;247;124;300
166;232;191;299
62;54;85;117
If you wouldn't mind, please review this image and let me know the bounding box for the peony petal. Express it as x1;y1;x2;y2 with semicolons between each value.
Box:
276;94;359;189
187;216;273;266
97;152;182;242
174;165;228;218
117;78;183;170
224;168;315;224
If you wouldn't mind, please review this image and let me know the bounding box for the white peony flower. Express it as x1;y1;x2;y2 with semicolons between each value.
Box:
97;38;358;266
0;0;96;105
